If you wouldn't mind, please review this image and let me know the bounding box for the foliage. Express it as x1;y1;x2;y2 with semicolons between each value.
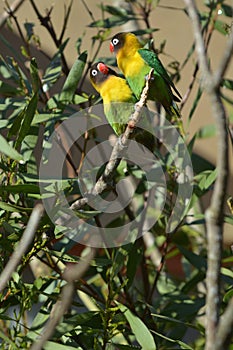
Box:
0;1;233;349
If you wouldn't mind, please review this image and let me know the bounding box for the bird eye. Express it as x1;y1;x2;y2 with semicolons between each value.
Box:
91;69;98;76
112;38;119;46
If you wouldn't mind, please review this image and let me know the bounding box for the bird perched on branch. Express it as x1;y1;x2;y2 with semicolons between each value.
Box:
89;62;155;151
110;32;182;122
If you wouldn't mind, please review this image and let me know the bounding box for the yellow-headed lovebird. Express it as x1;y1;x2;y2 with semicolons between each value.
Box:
89;62;155;151
110;32;182;119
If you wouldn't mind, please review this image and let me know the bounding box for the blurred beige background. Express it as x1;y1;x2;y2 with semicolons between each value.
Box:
0;0;232;244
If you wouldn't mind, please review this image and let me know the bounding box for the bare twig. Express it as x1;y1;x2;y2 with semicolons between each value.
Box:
59;0;74;43
0;0;25;28
29;0;69;75
80;0;96;22
30;247;96;350
184;1;231;349
213;28;233;87
181;2;220;110
0;204;44;293
215;297;233;350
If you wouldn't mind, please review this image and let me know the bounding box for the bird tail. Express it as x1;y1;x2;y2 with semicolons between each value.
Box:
166;102;185;137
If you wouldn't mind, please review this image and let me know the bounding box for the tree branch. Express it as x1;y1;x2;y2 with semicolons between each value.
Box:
0;0;25;28
184;1;230;350
215;297;233;350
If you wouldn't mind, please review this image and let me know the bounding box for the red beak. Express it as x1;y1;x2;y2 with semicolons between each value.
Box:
110;42;114;53
97;62;109;74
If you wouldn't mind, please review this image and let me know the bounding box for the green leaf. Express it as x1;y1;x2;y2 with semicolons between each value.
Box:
24;22;35;41
7;107;25;138
30;58;40;92
126;243;142;289
0;184;40;194
0;81;21;96
59;51;87;103
118;303;157;350
151;330;193;349
0;201;28;212
0;134;24;162
191;153;215;174
132;29;159;36
221;4;233;17
214;20;228;35
151;312;198;329
43;342;77;350
15;92;38;148
112;345;141;350
88;16;137;28
195;169;217;192
99;4;129;17
221;79;233;90
21;126;39;167
223;287;233;303
42;54;62;90
224;214;233;226
177;245;206;271
73;94;89;104
0;330;18;349
196;124;216;139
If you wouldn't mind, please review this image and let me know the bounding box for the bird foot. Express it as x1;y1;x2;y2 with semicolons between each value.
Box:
145;73;154;81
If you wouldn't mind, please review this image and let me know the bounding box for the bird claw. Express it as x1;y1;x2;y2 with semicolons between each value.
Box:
145;74;154;81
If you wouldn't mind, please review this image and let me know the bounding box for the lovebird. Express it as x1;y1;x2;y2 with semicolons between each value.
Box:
110;32;182;121
89;62;155;151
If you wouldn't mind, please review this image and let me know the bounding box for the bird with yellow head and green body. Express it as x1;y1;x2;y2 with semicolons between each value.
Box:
89;62;155;151
109;32;183;132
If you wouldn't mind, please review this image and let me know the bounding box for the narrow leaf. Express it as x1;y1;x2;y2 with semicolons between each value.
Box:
0;134;23;162
196;124;216;139
221;79;233;90
59;51;87;103
88;16;136;28
0;81;21;96
221;4;233;17
0;184;40;194
15;92;38;148
44;342;77;350
151;330;193;349
42;54;62;90
30;58;40;92
214;20;229;35
118;303;157;350
0;201;27;212
177;245;206;271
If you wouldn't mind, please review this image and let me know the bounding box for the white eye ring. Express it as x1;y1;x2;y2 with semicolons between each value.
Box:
91;69;98;76
112;38;119;46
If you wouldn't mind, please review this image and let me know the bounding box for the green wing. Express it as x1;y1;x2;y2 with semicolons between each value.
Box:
138;48;182;101
104;102;135;136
